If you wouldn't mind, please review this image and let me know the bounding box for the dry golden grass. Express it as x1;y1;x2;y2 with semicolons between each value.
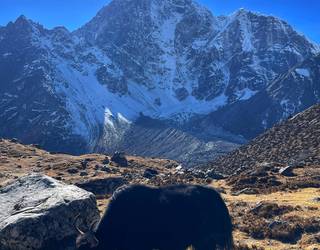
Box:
212;180;320;250
0;139;183;188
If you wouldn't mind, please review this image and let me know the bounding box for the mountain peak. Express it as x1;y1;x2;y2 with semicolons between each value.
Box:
14;15;31;25
236;8;249;14
76;0;209;44
232;7;272;19
16;14;27;20
9;15;40;30
0;0;319;167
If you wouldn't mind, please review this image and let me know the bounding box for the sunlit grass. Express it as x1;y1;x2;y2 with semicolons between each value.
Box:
211;180;320;250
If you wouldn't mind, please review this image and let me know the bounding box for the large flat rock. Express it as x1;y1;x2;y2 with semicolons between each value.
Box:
0;174;100;250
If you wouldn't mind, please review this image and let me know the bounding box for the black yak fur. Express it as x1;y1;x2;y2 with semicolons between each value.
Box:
79;184;233;250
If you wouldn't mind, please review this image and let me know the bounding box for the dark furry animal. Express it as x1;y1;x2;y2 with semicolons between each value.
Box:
77;184;233;250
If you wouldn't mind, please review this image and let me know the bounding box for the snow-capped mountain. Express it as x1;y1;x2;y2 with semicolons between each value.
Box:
200;53;320;139
0;0;319;166
268;53;320;114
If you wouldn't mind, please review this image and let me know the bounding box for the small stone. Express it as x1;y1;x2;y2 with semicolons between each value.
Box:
80;160;88;169
233;188;259;196
102;157;110;165
92;171;99;177
80;171;88;176
176;165;183;170
143;168;159;179
67;167;79;174
101;166;111;173
206;170;225;180
313;197;320;203
279;166;295;177
205;178;212;184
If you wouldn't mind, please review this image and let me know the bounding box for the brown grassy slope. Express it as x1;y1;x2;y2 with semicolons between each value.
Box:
0;138;208;194
0;138;210;212
206;104;320;175
205;104;320;249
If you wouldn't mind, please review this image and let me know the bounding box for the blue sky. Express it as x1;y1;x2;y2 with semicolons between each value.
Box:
1;0;319;43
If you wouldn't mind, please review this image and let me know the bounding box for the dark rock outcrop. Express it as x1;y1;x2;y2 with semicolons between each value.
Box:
76;177;127;195
111;152;128;167
143;168;159;179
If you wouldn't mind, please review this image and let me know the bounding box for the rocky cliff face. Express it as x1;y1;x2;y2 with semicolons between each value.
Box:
199;53;320;139
0;0;319;165
268;54;320;115
78;1;318;104
0;16;89;154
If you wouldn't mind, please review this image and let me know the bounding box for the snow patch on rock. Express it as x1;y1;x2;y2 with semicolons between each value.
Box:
236;88;258;100
295;68;310;77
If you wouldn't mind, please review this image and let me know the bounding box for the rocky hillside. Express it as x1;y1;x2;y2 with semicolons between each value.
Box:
0;138;201;191
199;104;320;249
0;0;319;166
206;104;320;175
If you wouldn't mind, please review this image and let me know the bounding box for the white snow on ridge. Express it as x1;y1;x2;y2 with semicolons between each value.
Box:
238;13;254;52
295;68;310;78
53;60;144;147
52;48;230;144
2;52;12;57
12;0;317;150
150;1;183;88
236;88;258;100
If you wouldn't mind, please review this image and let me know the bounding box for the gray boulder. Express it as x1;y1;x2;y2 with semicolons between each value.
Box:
279;165;296;177
0;174;100;250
